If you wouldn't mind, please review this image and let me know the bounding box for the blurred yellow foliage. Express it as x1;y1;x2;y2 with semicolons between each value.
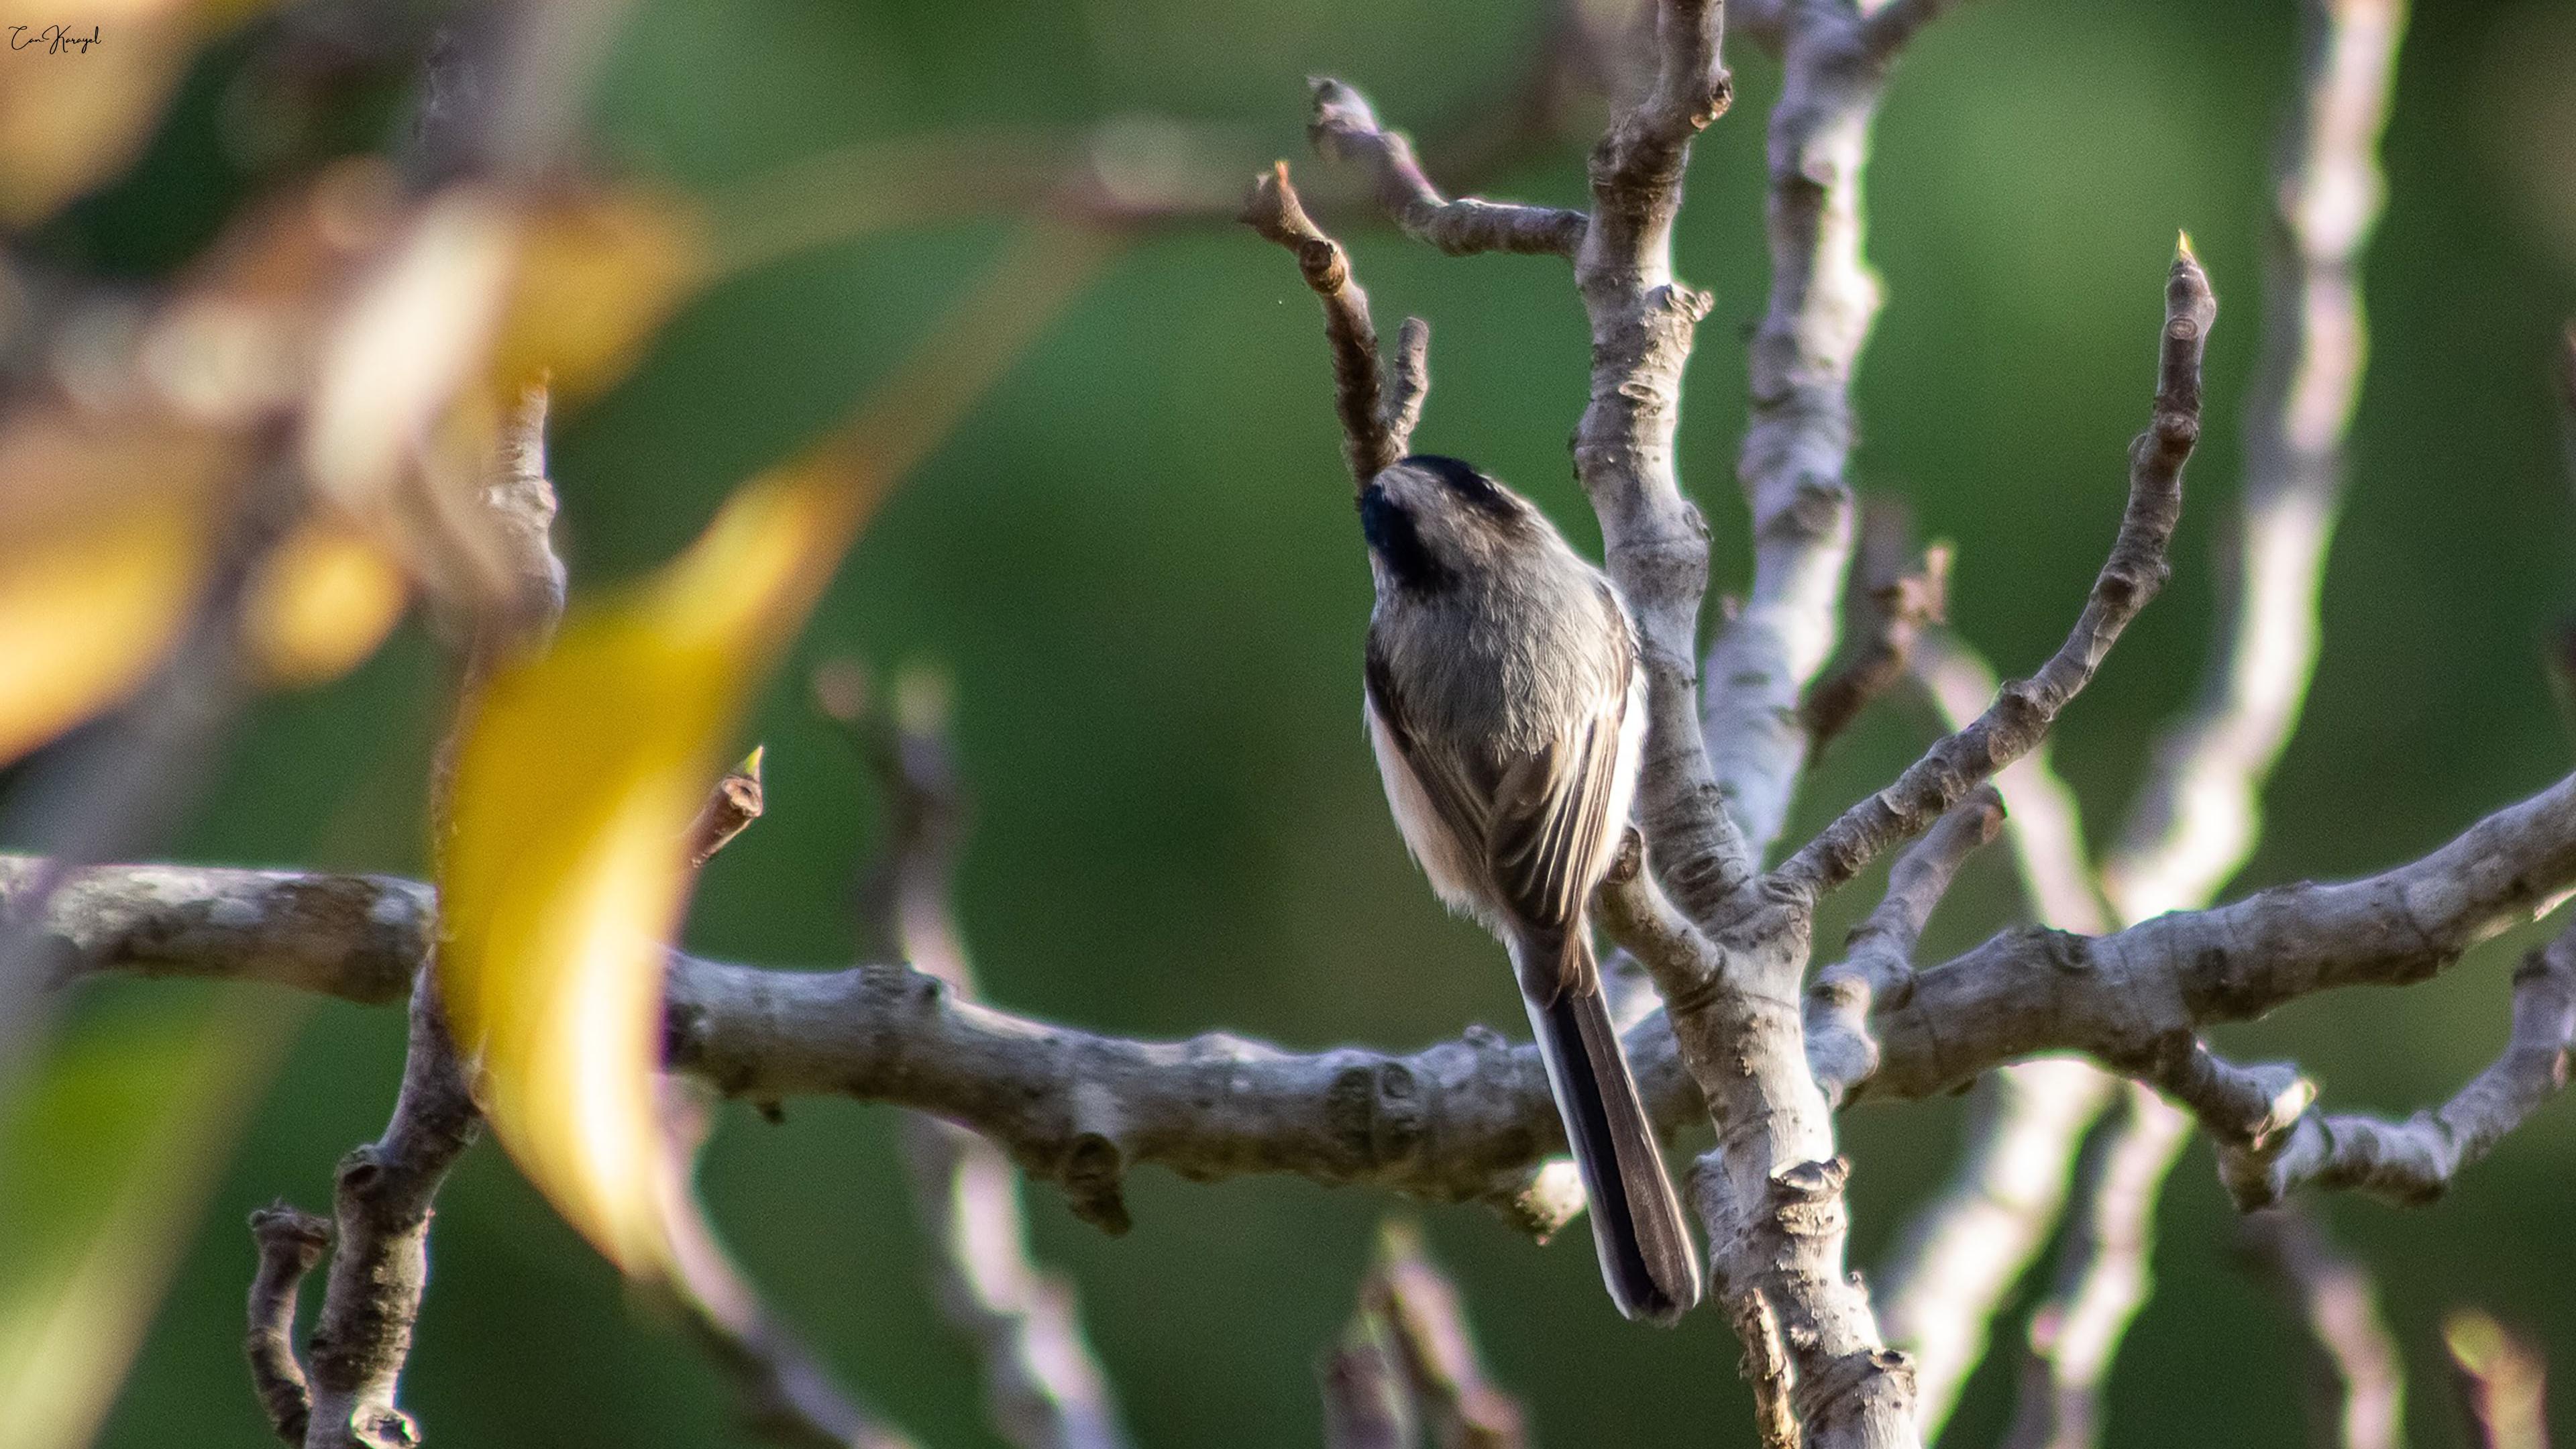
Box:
240;516;412;688
0;0;280;224
493;188;712;402
0;419;239;765
435;456;868;1276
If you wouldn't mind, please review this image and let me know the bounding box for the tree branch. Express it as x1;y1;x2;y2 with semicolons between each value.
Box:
1998;1082;2194;1449
246;1203;333;1445
1701;0;1912;861
2445;1309;2552;1449
1859;764;2576;1102
824;662;1131;1449
1770;240;2214;905
2100;0;2405;927
1807;789;2002;1107
291;384;559;1449
2207;922;2576;1210
300;970;480;1449
660;759;917;1449
1240;164;1428;486
1359;1221;1527;1449
659;1079;916;1449
1911;2;2407;1428
1872;633;2118;1434
1799;504;1949;758
1872;1057;2115;1432
1306;79;1588;258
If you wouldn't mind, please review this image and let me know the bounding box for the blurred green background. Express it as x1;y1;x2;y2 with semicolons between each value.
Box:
16;0;2576;1442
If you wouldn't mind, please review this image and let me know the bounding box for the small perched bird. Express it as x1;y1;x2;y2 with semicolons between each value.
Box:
1356;453;1701;1324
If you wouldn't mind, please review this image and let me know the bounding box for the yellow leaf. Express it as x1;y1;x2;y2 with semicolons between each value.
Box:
490;187;710;402
434;214;1118;1278
0;419;237;765
436;460;868;1275
239;517;411;688
0;0;282;224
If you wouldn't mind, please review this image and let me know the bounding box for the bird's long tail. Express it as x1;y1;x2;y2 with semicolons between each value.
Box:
1516;928;1702;1324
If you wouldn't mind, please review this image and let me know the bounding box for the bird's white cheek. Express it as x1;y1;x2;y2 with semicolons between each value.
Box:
1366;704;1487;918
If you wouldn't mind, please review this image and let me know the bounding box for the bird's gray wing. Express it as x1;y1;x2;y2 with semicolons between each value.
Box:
1487;665;1630;959
1370;592;1637;1003
1364;639;1496;859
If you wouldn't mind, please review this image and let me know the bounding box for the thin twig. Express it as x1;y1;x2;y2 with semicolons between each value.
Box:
246;1203;333;1445
1320;1313;1415;1449
291;386;558;1449
661;756;912;1448
1238;164;1426;486
1806;789;2002;1107
1799;502;1949;757
659;1080;915;1449
1360;1222;1526;1449
1306;79;1587;258
1770;240;2214;905
824;661;1131;1449
2204;921;2576;1210
686;748;765;869
1998;1082;2192;1449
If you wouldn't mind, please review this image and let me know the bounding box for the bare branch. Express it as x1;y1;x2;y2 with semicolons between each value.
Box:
1239;164;1426;484
1973;6;2406;1428
34;747;2576;1232
2447;1310;2552;1449
1799;504;1949;757
2102;0;2405;926
825;663;1132;1449
1360;1222;1526;1449
1998;1083;2193;1449
301;971;480;1449
1572;0;1749;925
1306;79;1587;258
2209;922;2576;1210
2237;1204;2405;1449
295;385;559;1449
1701;0;1904;860
1873;1059;2117;1430
1320;1314;1414;1449
1874;635;2118;1434
1909;633;2112;937
658;1081;916;1449
1772;242;2214;904
1861;764;2576;1103
686;749;766;869
1807;790;2002;1106
246;1203;331;1445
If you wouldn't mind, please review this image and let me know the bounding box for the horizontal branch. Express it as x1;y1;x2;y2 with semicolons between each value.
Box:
2206;924;2576;1210
1860;766;2576;1102
27;769;2576;1225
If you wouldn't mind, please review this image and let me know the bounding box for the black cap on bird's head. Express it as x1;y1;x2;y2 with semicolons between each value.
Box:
1359;454;1540;594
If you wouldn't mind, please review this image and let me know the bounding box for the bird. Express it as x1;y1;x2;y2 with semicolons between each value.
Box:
1355;452;1702;1324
